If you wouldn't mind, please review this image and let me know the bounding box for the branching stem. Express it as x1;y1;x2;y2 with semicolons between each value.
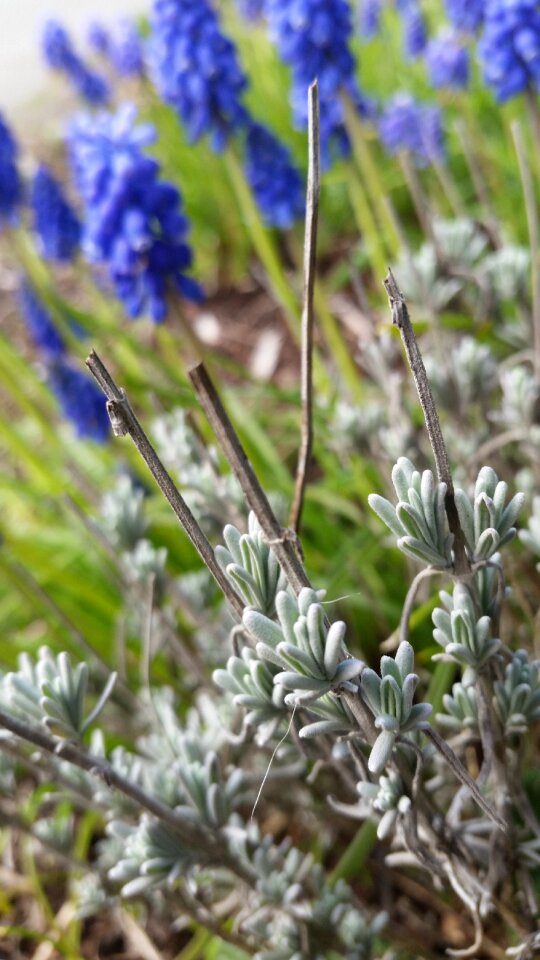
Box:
86;351;245;619
383;269;470;577
424;726;506;830
0;706;255;884
188;362;313;599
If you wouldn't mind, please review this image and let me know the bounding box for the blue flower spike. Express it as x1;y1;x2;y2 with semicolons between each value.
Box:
0;112;22;225
47;358;110;442
478;0;540;102
19;283;66;356
243;122;305;229
31;166;81;262
42;19;110;105
265;0;370;164
68;104;203;322
148;0;249;150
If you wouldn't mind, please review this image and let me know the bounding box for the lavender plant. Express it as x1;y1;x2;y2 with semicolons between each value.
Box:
2;0;540;956
2;267;539;958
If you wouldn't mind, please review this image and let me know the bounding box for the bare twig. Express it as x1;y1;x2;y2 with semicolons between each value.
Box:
175;884;255;952
423;726;506;830
511;121;540;380
290;80;320;535
0;706;255;883
446;903;483;958
86;351;245;620
382;198;438;324
340;688;376;743
383;270;470;577
188;363;313;598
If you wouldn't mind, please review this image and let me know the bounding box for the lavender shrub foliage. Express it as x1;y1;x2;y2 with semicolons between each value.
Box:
1;307;539;954
1;3;540;957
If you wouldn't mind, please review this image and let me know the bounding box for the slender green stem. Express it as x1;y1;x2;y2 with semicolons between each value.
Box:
287;233;362;400
511;120;540;380
224;148;301;341
345;164;389;281
525;89;540;184
342;92;400;255
329;820;378;886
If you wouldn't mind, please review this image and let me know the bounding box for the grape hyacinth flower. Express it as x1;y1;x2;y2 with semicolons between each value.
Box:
478;0;540;102
31;166;81;262
402;3;428;58
358;0;383;39
109;21;145;78
0;112;22;224
47;358;109;442
265;0;369;163
19;282;65;356
235;0;266;21
68;104;203;322
445;0;484;33
243;123;304;229
42;20;110;105
379;94;445;165
148;0;249;150
425;30;469;90
87;22;111;56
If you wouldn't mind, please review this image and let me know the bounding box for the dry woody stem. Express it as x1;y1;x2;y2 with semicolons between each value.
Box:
290;79;319;535
383;269;470;577
188;362;313;599
0;706;253;881
86;350;245;619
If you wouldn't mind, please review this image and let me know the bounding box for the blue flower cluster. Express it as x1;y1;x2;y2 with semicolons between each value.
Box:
148;0;248;149
0;113;22;224
402;3;428;58
89;20;144;77
379;94;445;165
47;357;110;442
42;20;110;105
18;283;108;441
358;0;383;39
425;30;469;90
244;123;305;229
88;22;111;56
264;0;368;163
444;0;485;33
235;0;266;21
478;0;540;102
31;166;81;262
19;282;65;356
110;20;145;77
68;104;203;322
